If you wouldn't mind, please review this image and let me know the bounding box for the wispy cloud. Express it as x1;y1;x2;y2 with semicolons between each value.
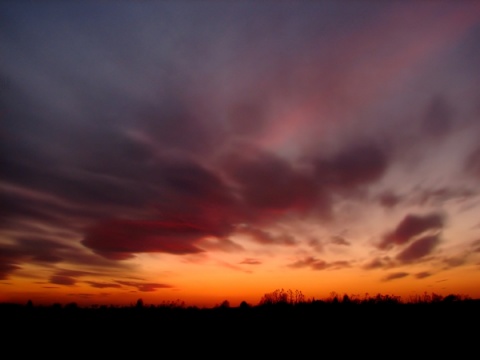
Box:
382;272;409;282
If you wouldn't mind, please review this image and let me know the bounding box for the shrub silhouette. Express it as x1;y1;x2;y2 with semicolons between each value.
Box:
258;288;306;306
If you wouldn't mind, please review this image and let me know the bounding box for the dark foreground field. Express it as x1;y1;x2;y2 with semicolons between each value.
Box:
2;296;479;353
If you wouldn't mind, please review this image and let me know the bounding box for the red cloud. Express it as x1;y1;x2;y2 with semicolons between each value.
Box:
82;219;210;259
50;275;77;286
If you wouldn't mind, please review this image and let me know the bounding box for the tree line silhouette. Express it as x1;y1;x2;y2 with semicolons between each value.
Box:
2;288;479;346
1;288;477;315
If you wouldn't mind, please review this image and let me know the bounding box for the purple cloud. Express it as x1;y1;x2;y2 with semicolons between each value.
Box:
395;234;441;263
379;212;444;249
313;142;389;189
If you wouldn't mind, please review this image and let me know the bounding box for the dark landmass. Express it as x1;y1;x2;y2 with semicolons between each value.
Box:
2;292;479;346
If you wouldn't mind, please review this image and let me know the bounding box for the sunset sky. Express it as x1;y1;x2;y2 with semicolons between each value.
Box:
1;1;480;308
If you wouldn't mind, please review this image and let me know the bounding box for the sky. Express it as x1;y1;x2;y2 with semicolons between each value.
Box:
1;1;480;308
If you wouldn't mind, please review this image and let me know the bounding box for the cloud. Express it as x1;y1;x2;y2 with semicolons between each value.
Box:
220;143;322;217
376;187;477;210
413;187;477;207
116;280;173;292
216;260;253;273
382;272;409;281
328;261;351;270
82;219;209;260
472;239;480;253
415;271;432;279
197;237;244;252
442;256;467;268
330;236;350;246
362;257;393;270
49;269;98;286
289;256;326;270
379;212;444;249
235;224;296;246
239;258;262;265
395;234;440;263
50;275;77;286
0;261;21;280
15;237;74;263
465;145;480;179
55;269;95;277
0;235;129;281
378;191;402;209
313;142;389;190
288;256;351;270
421;95;453;139
136;97;220;155
85;281;122;289
227;100;268;137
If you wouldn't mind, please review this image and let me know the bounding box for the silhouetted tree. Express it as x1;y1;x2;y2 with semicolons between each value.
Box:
218;300;230;308
239;301;251;309
65;302;78;311
259;288;306;306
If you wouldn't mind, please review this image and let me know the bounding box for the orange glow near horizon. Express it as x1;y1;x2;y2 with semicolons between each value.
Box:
1;247;479;308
